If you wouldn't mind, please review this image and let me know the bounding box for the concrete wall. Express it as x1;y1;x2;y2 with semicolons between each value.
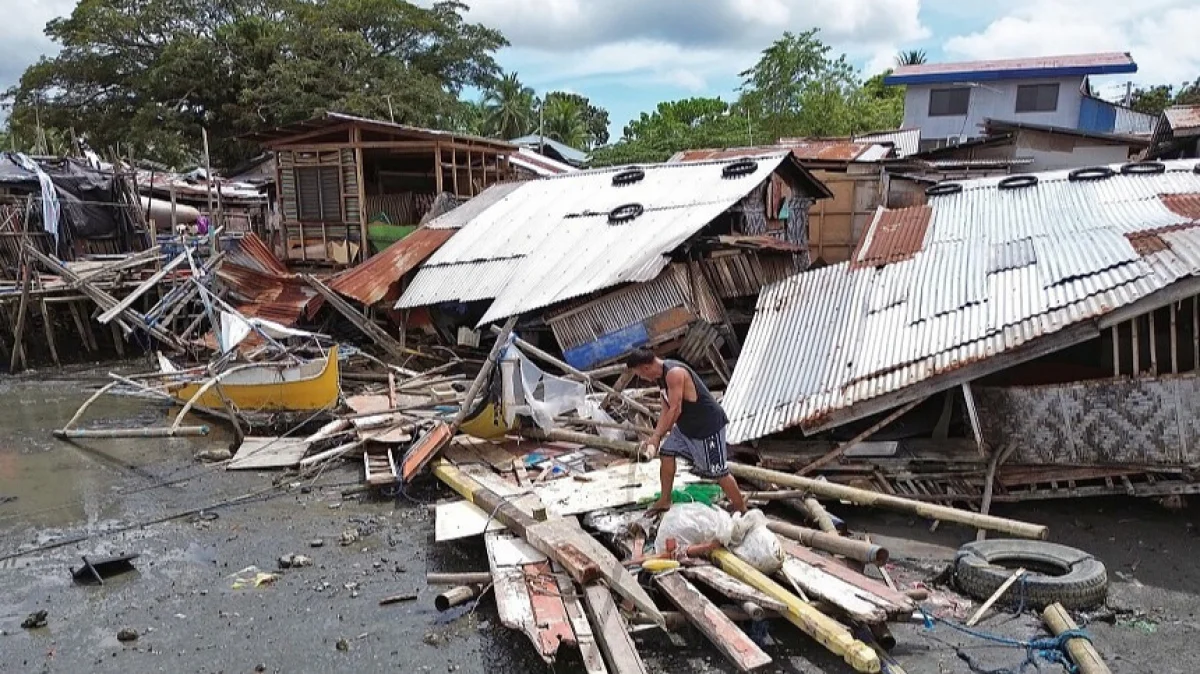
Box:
976;374;1200;466
903;76;1086;143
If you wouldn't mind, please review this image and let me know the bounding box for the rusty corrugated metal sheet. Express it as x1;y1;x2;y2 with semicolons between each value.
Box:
1165;106;1200;135
328;227;455;305
850;205;931;268
225;233;289;276
218;259;323;327
1160;193;1200;220
671;140;888;164
723;160;1200;444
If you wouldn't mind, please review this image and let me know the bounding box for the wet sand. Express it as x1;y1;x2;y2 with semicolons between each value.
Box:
2;371;1198;673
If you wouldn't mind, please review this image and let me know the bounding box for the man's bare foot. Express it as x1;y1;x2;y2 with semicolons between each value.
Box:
646;498;673;514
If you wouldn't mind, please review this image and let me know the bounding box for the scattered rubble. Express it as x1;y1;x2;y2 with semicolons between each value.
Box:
21;611;48;629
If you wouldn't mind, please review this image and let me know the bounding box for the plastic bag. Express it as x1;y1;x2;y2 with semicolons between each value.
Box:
653;503;733;551
729;510;785;575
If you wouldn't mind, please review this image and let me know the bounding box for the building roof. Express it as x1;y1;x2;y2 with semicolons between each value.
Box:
722;159;1200;444
983;118;1151;146
245;112;516;152
395;154;832;323
884;52;1137;86
670;139;893;164
327;227;457;306
509;135;590;166
511;147;578;176
853;128;922;158
218;234;323;326
1165;106;1200;137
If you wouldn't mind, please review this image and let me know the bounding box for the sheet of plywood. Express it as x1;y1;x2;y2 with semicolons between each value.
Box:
437;501;508;542
228;436;312;470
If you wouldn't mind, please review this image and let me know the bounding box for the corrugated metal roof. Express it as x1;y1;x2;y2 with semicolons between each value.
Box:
245;111;516;151
884;52;1136;85
853;129;921;158
1160;193;1200;220
852;205;931;268
397;154;830;321
670;140;892;164
217;233;323;326
724;159;1200;443
1165;106;1200;136
511;147;578;176
327;226;455;305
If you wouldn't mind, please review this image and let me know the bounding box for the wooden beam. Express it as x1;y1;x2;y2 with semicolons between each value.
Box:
1111;325;1120;377
304;275;406;360
654;572;772;673
451;146;460;196
711;549;880;673
9;254;31;372
799;397;925;475
1149;311;1158;376
467;148;475;196
433;460;662;625
353;128;368;264
554;565;608;674
97;251;188;323
39;298;59;367
1171;302;1179;374
1132;318;1141;376
434;142;444;194
582;583;649;674
1042;603;1112;674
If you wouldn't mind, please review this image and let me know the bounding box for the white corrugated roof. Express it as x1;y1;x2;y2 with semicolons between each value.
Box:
854;128;921;158
723;159;1200;444
396;155;800;321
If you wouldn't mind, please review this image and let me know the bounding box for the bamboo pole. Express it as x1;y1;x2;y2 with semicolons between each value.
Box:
711;549;880;673
54;426;210;439
426;572;492;586
9;249;31;372
765;519;887;565
966;568;1025;626
1042;603;1111;674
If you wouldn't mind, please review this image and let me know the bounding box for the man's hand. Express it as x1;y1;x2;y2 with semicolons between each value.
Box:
641;433;661;459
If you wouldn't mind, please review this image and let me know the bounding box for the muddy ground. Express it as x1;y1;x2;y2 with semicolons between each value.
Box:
2;370;1199;673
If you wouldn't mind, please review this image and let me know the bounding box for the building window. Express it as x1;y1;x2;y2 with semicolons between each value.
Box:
1015;83;1059;113
929;88;971;116
294;166;342;222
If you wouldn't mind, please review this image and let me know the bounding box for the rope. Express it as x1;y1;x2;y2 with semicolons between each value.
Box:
918;607;1091;674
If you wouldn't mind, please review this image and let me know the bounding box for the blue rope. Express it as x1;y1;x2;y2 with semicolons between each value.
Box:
919;607;1090;674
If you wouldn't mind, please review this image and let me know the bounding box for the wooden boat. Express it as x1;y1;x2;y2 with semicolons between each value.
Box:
167;346;341;412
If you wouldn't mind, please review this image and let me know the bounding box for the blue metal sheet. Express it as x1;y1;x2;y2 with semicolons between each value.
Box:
563;322;651;370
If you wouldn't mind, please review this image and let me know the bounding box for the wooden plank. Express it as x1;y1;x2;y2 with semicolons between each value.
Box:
554;564;608;674
582;583;649;674
779;558;888;624
97;251;187;323
524;560;576;655
654;572;772;672
1171;302;1179;374
680;565;789;613
778;540;914;613
435;500;507;542
228;436;312;470
798;398;924;475
711;549;880;673
486;532;562;663
39;298;59;367
966;568;1025;627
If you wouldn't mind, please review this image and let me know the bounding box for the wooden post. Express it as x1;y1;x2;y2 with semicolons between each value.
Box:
39;298;59;366
962;383;985;457
79;301;98;352
9;252;31;372
1042;603;1112;674
169;187;178;239
354;129;368;264
1170;302;1178;374
1111;326;1120;377
1132;318;1140;376
110;323;126;358
1194;297;1199;372
467;148;474;196
1149;311;1158;376
434;143;444;194
202;127;216;254
451;146;459;196
66;301;92;353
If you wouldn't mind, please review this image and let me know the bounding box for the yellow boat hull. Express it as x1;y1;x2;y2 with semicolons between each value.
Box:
171;346;341;413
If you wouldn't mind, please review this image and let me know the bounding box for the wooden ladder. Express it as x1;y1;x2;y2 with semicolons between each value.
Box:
364;450;400;486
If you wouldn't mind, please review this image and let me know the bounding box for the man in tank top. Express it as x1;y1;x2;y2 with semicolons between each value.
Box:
624;348;747;514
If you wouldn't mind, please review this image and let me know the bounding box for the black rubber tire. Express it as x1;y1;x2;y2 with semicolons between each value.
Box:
954;539;1108;610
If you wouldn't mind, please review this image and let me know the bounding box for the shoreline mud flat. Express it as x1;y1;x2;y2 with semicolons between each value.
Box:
2;373;1199;674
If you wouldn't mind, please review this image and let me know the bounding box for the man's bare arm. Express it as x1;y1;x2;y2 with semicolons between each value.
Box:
648;369;687;449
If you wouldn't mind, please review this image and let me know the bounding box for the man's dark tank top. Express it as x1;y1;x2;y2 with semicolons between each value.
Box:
657;359;728;438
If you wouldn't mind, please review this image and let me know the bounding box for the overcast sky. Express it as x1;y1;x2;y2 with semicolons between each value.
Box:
4;0;1200;135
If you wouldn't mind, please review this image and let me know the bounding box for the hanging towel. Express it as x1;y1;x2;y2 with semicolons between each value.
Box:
14;153;61;244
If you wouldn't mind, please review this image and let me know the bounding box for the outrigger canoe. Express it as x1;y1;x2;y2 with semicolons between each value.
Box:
166;346;340;412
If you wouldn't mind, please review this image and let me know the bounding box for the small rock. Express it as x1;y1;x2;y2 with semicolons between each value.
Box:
335;638;350;652
196;448;233;463
255;665;266;673
423;632;442;646
117;628;139;642
309;539;325;548
373;561;383;570
278;555;294;569
290;555;312;568
339;530;360;546
21;611;48;629
328;502;342;510
300;486;312;494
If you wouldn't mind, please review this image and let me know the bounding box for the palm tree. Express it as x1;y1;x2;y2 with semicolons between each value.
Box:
896;50;928;67
542;95;587;149
483;73;535;140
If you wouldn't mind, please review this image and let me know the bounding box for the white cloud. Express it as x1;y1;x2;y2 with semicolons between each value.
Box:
942;1;1200;93
460;0;929;95
0;0;73;101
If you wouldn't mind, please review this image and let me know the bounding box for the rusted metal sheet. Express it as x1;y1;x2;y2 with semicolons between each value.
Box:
1160;193;1200;220
1164;106;1200;135
217;262;323;327
671;141;890;164
327;227;455;305
724;160;1200;443
224;233;289;276
850;205;931;268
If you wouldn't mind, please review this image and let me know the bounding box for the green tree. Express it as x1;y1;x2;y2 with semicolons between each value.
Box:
5;0;507;168
484;72;536;140
1129;78;1200;115
540;95;587;148
895;50;927;66
591;97;750;166
541;91;610;148
445;99;489;137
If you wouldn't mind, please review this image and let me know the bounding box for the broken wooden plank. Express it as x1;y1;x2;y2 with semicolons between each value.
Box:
228;436;312;470
304;274;406;360
967;568;1025;627
781;540;914;614
486;532;569;663
680;565;789;614
434;460;662;625
711;549;880;674
97;251;188;324
779;558;888;624
654;571;772;673
401;421;453;483
554;564;608;674
435;500;507;542
582;583;649;674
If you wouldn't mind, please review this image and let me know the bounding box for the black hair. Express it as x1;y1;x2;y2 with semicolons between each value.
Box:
624;348;657;368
